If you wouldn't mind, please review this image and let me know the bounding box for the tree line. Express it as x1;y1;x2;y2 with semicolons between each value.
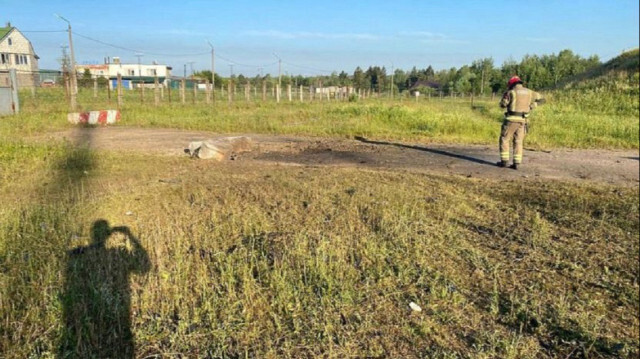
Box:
195;49;599;95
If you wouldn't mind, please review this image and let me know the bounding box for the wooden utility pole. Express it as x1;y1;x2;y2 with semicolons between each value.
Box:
64;76;70;102
287;84;292;102
140;81;144;104
57;15;78;111
136;53;144;103
181;79;186;104
262;81;266;102
207;41;215;103
390;64;394;99
274;53;282;89
205;79;211;104
116;73;123;109
276;84;280;103
66;23;76;109
93;76;98;98
193;80;197;104
299;85;303;102
154;76;160;106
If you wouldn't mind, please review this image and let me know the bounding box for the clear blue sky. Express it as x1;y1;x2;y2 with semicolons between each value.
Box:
3;0;639;76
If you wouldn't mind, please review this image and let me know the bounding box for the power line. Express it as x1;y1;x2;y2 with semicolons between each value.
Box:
21;30;67;33
214;52;277;69
281;60;333;74
71;31;210;57
72;30;278;70
27;28;335;75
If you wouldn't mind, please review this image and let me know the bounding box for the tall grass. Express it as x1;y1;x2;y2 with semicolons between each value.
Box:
6;85;639;149
1;76;638;357
1;144;638;358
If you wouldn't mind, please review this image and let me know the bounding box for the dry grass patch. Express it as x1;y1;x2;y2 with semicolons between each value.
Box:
1;147;637;358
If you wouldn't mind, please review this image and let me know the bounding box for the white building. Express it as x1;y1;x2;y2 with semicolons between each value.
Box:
0;22;40;88
76;57;172;89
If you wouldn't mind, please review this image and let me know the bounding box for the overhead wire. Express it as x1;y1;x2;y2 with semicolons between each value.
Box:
214;53;278;69
281;61;333;74
72;31;210;57
21;29;339;75
20;30;67;33
73;30;282;69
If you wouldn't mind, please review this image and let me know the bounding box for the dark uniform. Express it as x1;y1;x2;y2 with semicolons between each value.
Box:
498;76;544;169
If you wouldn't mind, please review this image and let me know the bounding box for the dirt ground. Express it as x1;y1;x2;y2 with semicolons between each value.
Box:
43;127;639;186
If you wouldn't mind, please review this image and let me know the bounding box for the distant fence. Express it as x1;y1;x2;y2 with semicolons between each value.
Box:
18;72;498;112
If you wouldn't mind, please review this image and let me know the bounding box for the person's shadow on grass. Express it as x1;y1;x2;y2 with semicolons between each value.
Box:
59;219;150;358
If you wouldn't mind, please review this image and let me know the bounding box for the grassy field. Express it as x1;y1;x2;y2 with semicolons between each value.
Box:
0;129;638;358
1;76;639;357
4;83;639;150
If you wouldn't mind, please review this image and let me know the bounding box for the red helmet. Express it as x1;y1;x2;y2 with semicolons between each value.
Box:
507;76;522;88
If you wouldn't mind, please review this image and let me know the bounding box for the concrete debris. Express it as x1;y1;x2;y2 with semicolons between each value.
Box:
409;302;422;312
185;137;253;161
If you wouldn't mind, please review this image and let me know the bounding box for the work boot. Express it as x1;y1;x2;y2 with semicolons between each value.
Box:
510;163;519;170
497;160;508;168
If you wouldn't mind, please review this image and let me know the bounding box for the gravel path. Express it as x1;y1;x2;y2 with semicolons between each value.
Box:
44;127;639;185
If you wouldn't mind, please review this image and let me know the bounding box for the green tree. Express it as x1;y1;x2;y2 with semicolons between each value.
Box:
338;71;350;86
423;65;435;80
471;58;494;95
353;67;367;90
365;66;386;92
454;66;476;94
405;66;420;89
78;69;93;88
393;69;408;93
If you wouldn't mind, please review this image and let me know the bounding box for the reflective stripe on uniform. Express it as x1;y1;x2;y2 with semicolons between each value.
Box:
500;152;510;160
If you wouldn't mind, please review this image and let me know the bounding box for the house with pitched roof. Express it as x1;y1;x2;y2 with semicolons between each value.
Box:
0;22;40;88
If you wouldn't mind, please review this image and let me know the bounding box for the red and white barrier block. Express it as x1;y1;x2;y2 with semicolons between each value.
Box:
67;110;120;125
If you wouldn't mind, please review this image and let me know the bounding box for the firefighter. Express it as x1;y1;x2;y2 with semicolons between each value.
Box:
497;76;545;169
